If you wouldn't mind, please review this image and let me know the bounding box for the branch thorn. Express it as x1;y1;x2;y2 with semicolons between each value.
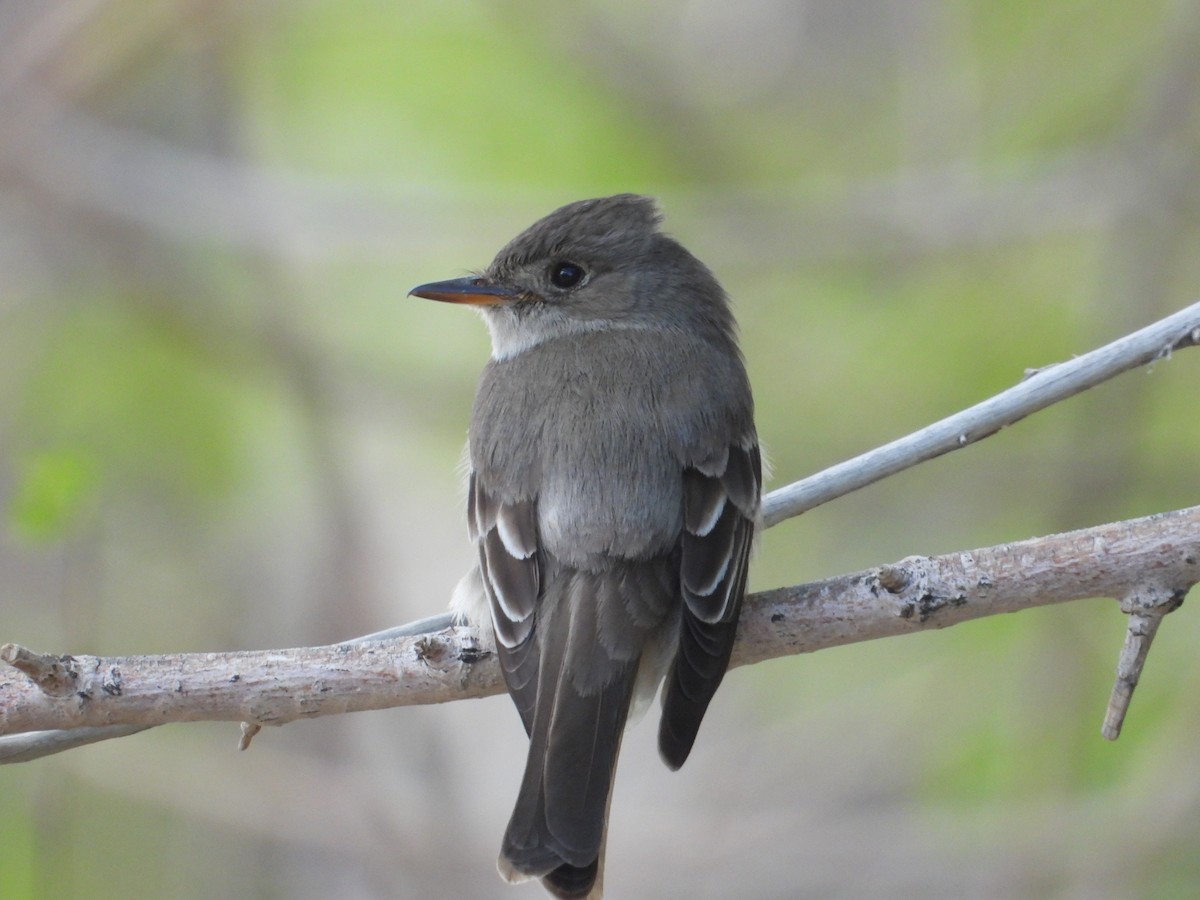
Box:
238;721;262;751
1101;585;1184;740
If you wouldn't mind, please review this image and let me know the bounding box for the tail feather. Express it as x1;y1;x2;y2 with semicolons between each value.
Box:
542;859;600;899
499;578;641;898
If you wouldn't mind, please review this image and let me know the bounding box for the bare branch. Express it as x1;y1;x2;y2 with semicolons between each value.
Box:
763;299;1200;525
0;632;503;737
3;506;1197;756
0;724;149;764
737;506;1197;665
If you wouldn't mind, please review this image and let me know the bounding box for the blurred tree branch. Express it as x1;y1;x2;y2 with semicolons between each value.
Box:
3;301;1199;763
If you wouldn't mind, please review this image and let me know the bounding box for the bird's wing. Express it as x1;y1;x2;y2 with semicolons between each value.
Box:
470;470;541;733
659;441;761;770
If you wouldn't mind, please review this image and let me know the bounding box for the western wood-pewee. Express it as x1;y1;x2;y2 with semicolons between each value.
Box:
410;194;760;898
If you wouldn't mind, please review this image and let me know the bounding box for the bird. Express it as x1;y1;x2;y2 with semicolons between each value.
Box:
409;194;759;898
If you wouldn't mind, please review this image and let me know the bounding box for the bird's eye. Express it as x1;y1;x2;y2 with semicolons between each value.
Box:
549;261;586;289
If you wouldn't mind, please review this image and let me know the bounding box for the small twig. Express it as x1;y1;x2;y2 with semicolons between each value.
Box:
1101;584;1187;740
0;644;81;696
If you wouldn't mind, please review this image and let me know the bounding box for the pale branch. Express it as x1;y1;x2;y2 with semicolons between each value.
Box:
3;302;1199;764
0;725;151;764
2;506;1197;756
763;299;1200;525
738;506;1197;667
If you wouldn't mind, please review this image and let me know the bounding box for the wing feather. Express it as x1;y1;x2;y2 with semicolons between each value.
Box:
472;474;539;648
659;440;760;771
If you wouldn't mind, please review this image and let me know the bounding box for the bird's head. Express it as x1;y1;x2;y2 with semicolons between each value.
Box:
409;194;733;359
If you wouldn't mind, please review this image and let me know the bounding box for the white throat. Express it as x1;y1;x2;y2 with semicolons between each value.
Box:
484;309;620;361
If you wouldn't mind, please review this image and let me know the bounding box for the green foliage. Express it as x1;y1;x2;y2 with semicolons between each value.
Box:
12;301;252;523
0;786;34;899
242;3;676;189
8;449;96;541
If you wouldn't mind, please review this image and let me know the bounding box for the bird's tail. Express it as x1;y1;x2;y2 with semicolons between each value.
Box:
497;592;640;899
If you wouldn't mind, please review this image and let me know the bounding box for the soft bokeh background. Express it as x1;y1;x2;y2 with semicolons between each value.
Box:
3;1;1199;897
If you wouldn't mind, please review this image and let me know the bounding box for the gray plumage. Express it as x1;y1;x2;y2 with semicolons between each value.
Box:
410;194;759;898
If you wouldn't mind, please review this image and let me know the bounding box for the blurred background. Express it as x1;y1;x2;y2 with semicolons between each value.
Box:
2;1;1199;897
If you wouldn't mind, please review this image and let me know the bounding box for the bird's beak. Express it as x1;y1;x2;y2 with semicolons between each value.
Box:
408;276;516;306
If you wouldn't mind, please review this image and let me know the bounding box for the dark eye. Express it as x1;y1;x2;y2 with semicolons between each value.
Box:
549;261;586;289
